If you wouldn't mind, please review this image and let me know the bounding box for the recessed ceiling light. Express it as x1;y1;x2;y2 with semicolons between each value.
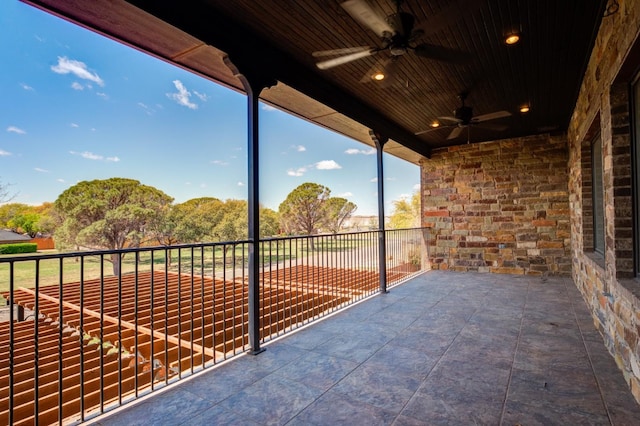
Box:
372;72;385;81
505;33;520;45
520;105;530;113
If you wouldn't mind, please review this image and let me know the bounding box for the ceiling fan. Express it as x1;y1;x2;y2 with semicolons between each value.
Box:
313;0;480;83
416;92;511;141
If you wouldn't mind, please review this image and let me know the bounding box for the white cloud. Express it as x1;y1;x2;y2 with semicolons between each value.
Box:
287;167;307;177
51;56;104;86
185;182;192;186
96;92;109;99
69;150;119;162
237;181;245;187
70;123;79;128
71;81;84;90
345;148;376;155
0;149;11;156
211;160;229;166
166;79;197;109
316;160;341;170
398;193;411;199
57;178;65;183
78;151;102;160
413;183;420;190
200;183;207;188
370;177;378;182
7;126;26;134
137;102;156;116
20;83;34;91
193;90;209;102
293;145;306;152
34;167;49;173
261;104;276;112
337;192;353;197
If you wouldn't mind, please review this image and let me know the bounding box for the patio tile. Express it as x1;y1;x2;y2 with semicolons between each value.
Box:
180;405;261;425
100;388;214;426
427;355;513;388
178;359;271;403
507;367;606;415
216;374;323;425
332;361;423;413
278;327;339;350
502;400;610;425
228;342;307;374
312;331;391;363
274;351;358;391
364;344;440;377
402;377;504;425
288;390;396;426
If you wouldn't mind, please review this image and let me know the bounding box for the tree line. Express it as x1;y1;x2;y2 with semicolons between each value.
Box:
1;177;420;273
1;179;358;269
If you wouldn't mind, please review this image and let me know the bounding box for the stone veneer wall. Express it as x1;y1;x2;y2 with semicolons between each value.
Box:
567;0;640;403
420;134;570;275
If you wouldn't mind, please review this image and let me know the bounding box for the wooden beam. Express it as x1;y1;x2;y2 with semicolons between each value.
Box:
15;287;225;360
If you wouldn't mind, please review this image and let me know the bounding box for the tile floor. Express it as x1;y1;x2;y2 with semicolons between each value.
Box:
92;271;640;425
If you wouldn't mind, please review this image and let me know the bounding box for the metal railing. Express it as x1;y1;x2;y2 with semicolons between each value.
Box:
0;228;429;425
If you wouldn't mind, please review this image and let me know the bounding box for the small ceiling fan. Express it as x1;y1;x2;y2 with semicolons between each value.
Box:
313;0;480;83
415;92;511;141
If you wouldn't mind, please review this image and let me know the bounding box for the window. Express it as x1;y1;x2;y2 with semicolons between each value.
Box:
633;74;640;274
581;113;602;260
591;132;605;255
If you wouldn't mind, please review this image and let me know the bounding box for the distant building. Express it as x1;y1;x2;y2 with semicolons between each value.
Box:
0;229;31;245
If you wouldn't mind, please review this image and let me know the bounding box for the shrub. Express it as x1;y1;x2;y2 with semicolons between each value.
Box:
0;243;37;254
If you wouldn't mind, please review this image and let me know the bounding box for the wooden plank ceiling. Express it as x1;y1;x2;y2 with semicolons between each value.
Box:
23;0;607;163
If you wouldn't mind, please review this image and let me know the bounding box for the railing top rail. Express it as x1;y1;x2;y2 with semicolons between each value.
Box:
0;227;429;263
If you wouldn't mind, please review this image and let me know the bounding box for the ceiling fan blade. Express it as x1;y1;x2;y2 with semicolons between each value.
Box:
341;0;395;37
312;46;372;57
415;125;454;136
447;126;464;140
316;48;376;69
473;110;511;122
438;116;462;123
414;43;470;63
418;0;486;37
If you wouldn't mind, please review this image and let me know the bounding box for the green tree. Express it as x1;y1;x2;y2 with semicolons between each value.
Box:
0;203;31;229
54;178;173;275
1;202;56;237
323;197;357;234
278;182;331;236
260;207;280;237
8;212;42;237
212;199;247;243
388;191;421;229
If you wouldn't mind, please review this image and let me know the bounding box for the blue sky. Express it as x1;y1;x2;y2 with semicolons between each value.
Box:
0;1;419;216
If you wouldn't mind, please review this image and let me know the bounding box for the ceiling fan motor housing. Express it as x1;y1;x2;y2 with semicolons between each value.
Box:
455;106;473;124
386;12;415;55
